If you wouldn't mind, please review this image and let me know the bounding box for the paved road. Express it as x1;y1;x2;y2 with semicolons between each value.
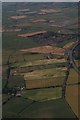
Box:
68;42;80;74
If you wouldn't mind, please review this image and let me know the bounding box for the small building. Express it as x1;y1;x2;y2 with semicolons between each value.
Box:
16;91;21;97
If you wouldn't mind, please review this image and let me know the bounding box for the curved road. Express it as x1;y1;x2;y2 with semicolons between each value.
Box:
68;42;80;74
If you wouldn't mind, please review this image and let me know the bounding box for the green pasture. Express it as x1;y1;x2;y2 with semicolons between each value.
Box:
21;87;62;101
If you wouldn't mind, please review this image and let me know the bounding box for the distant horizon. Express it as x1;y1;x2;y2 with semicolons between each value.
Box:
1;0;79;2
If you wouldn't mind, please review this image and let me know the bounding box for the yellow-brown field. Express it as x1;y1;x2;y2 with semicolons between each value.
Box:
67;69;79;85
18;58;66;67
20;45;65;55
25;77;65;89
66;85;79;117
23;67;67;89
75;60;80;68
24;67;67;80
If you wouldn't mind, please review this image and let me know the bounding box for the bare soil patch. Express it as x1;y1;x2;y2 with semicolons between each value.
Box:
63;42;75;49
20;45;65;55
18;31;47;37
0;29;5;33
10;15;27;20
32;19;47;23
40;9;61;13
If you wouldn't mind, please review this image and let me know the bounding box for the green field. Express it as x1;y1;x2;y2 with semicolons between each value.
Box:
9;52;46;64
2;94;11;104
2;97;76;118
7;75;25;88
19;98;76;118
2;66;8;89
2;97;33;118
21;87;62;101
